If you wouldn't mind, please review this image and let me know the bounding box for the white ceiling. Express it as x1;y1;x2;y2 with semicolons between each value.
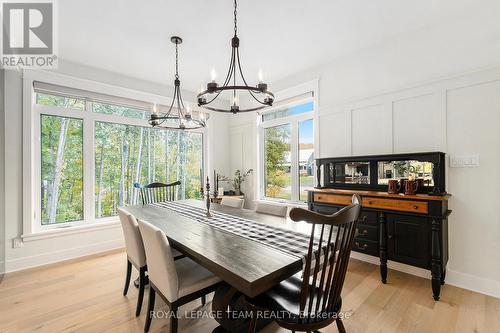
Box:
59;0;496;92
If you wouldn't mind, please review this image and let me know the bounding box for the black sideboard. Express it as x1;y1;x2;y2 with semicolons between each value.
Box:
310;152;451;300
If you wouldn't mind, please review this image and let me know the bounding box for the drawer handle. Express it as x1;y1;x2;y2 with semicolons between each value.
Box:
413;205;419;209
359;229;368;236
359;215;368;222
355;242;368;250
367;200;373;205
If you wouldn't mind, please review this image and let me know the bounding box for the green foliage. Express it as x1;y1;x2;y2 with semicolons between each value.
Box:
232;169;253;192
37;93;85;110
94;121;203;218
40;115;83;224
264;125;291;198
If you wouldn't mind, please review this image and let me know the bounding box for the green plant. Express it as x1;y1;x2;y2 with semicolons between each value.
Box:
232;169;253;193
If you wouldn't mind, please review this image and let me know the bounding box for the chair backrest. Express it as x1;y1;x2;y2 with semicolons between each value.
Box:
220;196;245;209
255;202;288;217
134;181;181;205
117;208;146;267
137;219;179;302
288;194;361;320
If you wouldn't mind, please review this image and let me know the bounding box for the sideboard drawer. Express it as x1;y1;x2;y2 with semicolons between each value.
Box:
362;197;428;214
313;193;352;205
352;239;378;256
357;211;378;226
356;225;378;241
311;203;340;215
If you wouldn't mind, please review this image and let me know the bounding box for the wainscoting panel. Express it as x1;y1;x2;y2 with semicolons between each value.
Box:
318;111;349;157
351;104;392;155
393;93;443;153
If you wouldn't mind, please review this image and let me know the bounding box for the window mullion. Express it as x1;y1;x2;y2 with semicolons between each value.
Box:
290;119;299;202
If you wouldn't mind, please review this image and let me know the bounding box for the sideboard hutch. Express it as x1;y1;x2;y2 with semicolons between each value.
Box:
308;152;451;300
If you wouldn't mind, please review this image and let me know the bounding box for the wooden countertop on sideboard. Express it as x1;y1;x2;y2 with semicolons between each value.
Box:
307;188;451;201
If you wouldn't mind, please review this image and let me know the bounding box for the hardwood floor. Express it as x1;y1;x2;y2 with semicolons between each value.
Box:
0;250;499;333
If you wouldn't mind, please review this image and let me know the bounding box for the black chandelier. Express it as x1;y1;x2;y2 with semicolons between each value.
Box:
197;0;274;113
149;36;206;130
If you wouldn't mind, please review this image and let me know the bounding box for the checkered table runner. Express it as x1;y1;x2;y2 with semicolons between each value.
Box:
152;201;323;261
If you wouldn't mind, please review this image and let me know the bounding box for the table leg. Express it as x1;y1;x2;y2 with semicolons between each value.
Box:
211;282;271;333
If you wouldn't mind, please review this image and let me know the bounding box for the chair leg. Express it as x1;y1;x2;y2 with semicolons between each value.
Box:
123;260;132;296
144;287;156;333
201;295;206;306
336;318;346;333
247;305;258;333
170;305;178;333
136;266;146;317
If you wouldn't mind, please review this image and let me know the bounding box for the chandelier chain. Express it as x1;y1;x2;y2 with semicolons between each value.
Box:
233;0;237;36
175;42;179;79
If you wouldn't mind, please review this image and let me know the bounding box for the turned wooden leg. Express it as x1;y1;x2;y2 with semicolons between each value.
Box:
136;266;146;316
144;287;156;332
336;318;346;333
379;213;388;284
431;219;442;301
170;305;178;333
123;260;132;296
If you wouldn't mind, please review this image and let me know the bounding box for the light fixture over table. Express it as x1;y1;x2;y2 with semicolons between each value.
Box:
197;0;274;113
149;36;206;130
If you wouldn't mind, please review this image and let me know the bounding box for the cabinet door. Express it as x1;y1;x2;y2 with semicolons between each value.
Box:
386;214;430;269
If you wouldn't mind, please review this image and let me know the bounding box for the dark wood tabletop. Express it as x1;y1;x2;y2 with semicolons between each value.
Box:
124;199;306;298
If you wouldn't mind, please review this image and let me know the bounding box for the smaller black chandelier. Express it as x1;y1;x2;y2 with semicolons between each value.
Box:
149;36;206;130
197;0;274;113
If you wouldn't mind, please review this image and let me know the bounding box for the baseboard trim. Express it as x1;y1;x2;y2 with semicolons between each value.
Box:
350;252;500;299
5;238;124;273
446;269;500;299
350;251;431;279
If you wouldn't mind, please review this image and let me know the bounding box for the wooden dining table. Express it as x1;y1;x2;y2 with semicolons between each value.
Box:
125;199;311;332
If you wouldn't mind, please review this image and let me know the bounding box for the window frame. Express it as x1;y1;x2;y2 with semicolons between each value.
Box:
22;70;207;237
257;80;319;204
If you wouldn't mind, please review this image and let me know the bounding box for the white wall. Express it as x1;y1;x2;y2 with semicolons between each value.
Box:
1;61;230;273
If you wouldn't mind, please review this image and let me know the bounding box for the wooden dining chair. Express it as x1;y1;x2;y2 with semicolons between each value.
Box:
137;219;222;333
118;208;184;317
246;194;361;333
220;196;245;209
134;181;181;205
255;201;288;217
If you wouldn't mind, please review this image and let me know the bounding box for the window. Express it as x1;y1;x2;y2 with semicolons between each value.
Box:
260;99;315;203
40;115;83;225
94;122;203;218
33;83;204;229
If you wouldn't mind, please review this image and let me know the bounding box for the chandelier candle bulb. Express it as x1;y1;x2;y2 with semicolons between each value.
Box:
258;69;264;83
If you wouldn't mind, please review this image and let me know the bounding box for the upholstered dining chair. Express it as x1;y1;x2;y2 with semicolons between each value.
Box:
246;194;362;333
220;196;245;209
255;201;288;217
134;181;181;205
138;220;221;333
117;208;184;317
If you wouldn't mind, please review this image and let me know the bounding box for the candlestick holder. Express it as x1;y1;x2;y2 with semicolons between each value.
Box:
200;176;214;217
